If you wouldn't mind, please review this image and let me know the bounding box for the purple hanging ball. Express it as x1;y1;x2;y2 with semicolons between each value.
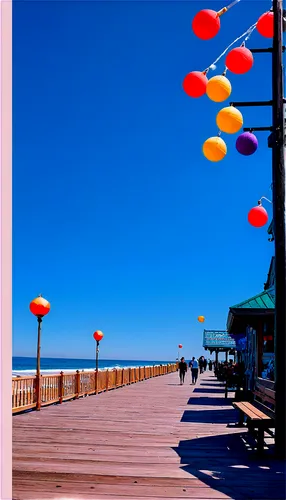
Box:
236;132;258;156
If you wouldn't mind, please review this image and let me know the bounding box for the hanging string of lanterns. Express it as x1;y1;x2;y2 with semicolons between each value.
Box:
184;7;274;164
185;4;276;231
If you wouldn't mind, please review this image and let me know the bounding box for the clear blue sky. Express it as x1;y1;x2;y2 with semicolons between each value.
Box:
13;1;273;361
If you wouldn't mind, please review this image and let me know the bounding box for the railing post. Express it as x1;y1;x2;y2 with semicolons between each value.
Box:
106;370;109;391
122;368;124;386
35;374;41;411
59;371;64;404
115;369;118;388
75;370;80;398
95;369;98;394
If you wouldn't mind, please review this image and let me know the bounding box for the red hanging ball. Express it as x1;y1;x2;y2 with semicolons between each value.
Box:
182;71;208;98
226;47;254;74
192;10;220;40
248;205;268;227
257;12;274;38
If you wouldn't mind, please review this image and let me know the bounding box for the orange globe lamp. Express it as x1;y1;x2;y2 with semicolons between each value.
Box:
198;316;205;323
29;294;50;411
216;106;243;134
203;136;227;162
206;75;232;103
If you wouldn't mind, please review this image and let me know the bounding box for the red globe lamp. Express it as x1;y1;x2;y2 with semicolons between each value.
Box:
93;330;104;342
192;9;221;40
178;344;183;349
30;295;50;318
225;46;253;74
182;71;208;98
257;12;274;38
248;204;269;227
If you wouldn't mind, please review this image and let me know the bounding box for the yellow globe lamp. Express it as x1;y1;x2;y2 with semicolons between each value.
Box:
216;106;243;134
198;316;205;323
206;75;232;102
203;136;227;162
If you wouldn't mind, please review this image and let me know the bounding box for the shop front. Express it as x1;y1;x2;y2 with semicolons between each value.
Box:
227;262;275;390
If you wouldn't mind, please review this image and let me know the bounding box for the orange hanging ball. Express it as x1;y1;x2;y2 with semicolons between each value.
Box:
226;47;253;74
198;316;205;323
192;9;220;40
182;71;208;98
257;12;274;38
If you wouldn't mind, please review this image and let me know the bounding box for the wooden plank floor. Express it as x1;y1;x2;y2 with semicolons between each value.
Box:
13;371;286;500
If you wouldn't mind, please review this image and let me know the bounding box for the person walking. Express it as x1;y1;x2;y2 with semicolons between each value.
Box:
178;357;187;385
209;359;213;371
190;357;199;384
203;358;208;372
199;357;204;374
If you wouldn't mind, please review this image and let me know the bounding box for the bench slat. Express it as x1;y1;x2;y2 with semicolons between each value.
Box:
242;401;271;420
233;402;263;420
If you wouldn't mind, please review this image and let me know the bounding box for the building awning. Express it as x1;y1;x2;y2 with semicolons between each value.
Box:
227;287;275;333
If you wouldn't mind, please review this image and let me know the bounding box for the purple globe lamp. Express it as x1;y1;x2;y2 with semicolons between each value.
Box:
236;132;258;156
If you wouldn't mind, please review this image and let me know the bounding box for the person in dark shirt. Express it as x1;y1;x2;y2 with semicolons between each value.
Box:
178;357;187;385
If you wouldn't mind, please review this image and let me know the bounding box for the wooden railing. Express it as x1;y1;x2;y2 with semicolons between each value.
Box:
12;363;177;414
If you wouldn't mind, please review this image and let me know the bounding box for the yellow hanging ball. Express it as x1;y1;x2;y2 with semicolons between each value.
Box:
216;106;243;134
198;316;205;323
203;136;227;162
206;75;232;102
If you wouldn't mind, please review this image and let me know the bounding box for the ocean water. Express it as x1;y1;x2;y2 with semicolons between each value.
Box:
12;356;174;377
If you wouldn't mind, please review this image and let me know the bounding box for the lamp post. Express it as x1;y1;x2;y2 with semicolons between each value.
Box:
178;344;182;362
228;0;286;458
29;294;50;411
93;330;104;394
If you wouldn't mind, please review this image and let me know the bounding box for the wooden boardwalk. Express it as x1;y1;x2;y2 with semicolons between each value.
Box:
13;371;285;500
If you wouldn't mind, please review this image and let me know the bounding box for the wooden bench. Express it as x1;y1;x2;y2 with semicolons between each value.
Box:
233;379;275;454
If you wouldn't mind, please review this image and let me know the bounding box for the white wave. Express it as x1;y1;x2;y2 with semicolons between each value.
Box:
12;364;159;377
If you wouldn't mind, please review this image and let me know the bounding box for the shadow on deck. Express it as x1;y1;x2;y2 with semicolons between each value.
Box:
176;374;285;500
174;433;286;500
187;396;233;406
